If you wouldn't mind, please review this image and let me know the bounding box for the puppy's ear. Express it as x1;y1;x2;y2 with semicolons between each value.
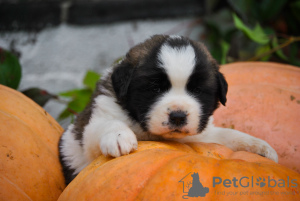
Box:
111;62;134;101
217;72;228;106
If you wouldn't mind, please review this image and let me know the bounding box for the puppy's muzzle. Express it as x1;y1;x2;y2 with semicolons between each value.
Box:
169;111;187;127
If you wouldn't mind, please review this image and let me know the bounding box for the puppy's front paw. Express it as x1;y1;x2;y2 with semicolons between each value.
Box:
242;139;278;163
99;128;138;157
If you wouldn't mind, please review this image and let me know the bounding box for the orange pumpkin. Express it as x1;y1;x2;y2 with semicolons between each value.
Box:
214;62;300;173
0;85;65;200
58;141;300;201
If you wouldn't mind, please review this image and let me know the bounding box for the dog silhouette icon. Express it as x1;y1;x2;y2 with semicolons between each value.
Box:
188;172;209;197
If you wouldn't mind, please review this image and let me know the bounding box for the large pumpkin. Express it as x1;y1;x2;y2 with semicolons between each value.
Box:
0;85;65;200
214;62;300;173
58;141;300;201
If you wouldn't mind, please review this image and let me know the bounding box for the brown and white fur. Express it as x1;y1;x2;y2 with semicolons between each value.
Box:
59;35;278;185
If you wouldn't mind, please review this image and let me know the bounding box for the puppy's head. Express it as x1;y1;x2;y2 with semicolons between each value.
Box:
112;35;227;138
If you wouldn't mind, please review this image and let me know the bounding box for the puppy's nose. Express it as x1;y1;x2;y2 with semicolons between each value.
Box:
169;111;187;127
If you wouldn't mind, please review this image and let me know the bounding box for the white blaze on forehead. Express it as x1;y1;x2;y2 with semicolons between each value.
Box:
158;44;196;87
169;35;182;39
146;43;201;138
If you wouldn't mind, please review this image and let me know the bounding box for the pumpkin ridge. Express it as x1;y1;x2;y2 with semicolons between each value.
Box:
185;142;234;160
136;153;220;200
0;113;65;200
126;151;211;200
65;142;196;191
0;109;61;135
0;111;60;158
0;85;43;110
0;175;33;201
0;113;64;172
0;85;65;200
97;149;189;200
59;149;189;201
0;85;63;135
133;141;197;153
58;141;300;200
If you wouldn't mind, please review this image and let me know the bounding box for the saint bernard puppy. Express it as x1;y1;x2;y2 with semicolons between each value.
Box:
59;35;278;184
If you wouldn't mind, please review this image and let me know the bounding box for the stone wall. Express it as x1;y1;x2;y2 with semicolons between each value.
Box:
0;0;205;31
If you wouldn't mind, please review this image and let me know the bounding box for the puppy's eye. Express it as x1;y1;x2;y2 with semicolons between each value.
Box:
192;87;202;94
152;86;161;93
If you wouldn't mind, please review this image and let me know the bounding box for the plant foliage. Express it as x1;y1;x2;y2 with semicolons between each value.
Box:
0;48;22;89
204;0;300;66
58;71;101;120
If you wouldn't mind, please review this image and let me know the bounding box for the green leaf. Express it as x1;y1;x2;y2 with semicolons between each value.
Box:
69;90;91;110
58;70;101;120
58;108;73;120
232;13;270;45
22;88;57;107
83;70;101;91
271;37;288;61
0;48;22;89
220;40;230;64
58;89;92;120
255;45;271;61
59;89;86;97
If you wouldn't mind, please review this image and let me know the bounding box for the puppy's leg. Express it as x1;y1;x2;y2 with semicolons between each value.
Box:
83;118;138;161
177;121;278;162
